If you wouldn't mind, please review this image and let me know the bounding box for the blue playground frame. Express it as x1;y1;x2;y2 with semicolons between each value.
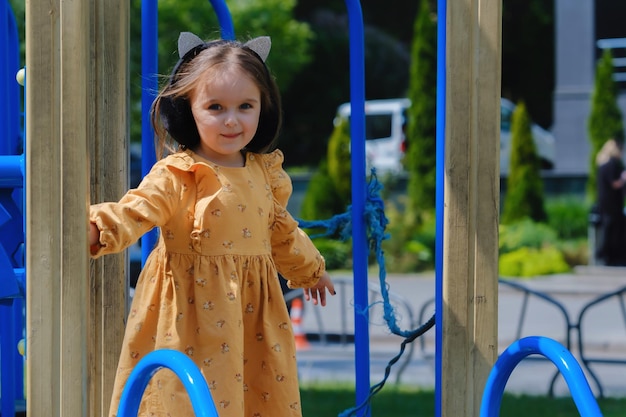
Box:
0;0;608;416
0;1;26;417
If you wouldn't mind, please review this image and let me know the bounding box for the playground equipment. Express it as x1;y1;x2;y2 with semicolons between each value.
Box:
2;0;612;416
480;336;603;417
116;350;219;417
0;1;26;416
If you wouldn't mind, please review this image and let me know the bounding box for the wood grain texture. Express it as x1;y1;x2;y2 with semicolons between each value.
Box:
441;0;501;416
26;0;129;415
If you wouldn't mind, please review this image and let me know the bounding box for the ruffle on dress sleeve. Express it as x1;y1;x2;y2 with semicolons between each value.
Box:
261;149;293;208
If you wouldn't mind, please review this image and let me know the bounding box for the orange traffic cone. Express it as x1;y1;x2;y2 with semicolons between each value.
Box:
290;297;310;351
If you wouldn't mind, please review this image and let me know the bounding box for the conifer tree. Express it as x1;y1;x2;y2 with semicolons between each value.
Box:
587;49;625;202
405;0;437;220
300;117;351;221
501;102;547;224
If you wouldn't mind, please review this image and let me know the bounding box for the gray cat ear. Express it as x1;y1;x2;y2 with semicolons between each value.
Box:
244;36;271;62
178;32;205;58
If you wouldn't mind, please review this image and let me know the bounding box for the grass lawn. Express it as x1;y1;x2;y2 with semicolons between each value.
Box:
301;383;626;416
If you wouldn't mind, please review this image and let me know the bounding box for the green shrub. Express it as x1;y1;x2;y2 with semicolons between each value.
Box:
312;238;351;271
556;239;589;267
382;203;436;272
545;196;589;240
299;161;344;222
499;246;570;278
499;218;559;254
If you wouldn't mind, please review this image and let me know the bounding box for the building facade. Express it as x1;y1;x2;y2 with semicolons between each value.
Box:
552;0;626;177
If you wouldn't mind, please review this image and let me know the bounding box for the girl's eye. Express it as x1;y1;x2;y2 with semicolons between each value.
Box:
240;103;253;110
208;104;222;110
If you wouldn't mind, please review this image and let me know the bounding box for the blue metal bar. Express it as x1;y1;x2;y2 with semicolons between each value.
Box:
117;349;219;417
208;0;234;40
140;0;159;263
434;0;447;415
0;301;16;417
0;154;25;188
480;336;603;417
344;1;369;415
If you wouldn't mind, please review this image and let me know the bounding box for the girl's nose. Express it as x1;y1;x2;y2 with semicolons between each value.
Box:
225;113;238;127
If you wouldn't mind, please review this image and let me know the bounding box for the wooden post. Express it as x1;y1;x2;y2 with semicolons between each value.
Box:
441;0;502;416
88;1;130;416
25;0;129;416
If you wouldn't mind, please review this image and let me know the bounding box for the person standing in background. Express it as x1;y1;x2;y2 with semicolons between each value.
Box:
596;138;626;266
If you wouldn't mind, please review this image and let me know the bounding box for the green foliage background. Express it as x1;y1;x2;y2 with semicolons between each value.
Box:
404;0;438;218
501;102;546;224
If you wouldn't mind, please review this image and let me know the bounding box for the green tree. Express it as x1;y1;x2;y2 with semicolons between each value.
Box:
300;116;351;221
129;0;314;145
501;102;547;224
587;49;625;202
327;116;352;201
404;0;437;219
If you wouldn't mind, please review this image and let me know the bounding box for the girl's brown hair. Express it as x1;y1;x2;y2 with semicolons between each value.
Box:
151;39;282;158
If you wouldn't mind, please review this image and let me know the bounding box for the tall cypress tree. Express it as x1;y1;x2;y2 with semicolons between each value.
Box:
501;102;547;224
587;49;625;203
405;0;437;220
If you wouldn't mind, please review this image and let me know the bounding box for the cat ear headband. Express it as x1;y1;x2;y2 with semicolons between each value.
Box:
175;32;271;71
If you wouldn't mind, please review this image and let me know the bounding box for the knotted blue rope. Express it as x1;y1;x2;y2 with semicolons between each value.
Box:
297;170;436;417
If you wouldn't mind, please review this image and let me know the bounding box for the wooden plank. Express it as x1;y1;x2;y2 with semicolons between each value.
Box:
441;0;501;416
26;0;91;415
25;2;61;414
88;1;130;416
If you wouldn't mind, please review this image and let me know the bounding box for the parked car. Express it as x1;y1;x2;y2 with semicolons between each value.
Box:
334;97;555;176
335;98;410;175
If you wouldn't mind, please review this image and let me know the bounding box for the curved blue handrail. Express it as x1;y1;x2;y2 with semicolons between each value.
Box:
116;349;218;417
480;336;603;417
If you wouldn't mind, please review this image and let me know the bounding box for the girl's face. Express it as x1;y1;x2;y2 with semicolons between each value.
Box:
190;67;261;166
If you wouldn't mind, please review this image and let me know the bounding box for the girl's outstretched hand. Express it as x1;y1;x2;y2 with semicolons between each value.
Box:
304;272;336;307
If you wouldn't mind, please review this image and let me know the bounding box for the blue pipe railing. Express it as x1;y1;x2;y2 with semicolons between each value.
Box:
434;0;447;415
116;349;218;417
344;1;369;415
480;336;603;417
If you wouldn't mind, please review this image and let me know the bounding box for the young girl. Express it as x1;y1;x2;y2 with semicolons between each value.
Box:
89;32;335;417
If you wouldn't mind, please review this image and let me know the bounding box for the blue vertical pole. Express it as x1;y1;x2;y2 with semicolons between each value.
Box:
140;0;158;264
208;0;235;40
434;0;447;416
344;1;369;415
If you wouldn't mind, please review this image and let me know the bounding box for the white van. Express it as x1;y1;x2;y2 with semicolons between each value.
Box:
335;97;555;176
335;98;410;175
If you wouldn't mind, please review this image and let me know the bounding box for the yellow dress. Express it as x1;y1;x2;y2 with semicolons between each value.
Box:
90;149;325;417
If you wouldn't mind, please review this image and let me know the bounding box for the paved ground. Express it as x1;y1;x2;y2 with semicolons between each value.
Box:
295;266;626;398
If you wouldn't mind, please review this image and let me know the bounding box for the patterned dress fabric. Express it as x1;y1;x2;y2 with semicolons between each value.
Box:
90;149;325;417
